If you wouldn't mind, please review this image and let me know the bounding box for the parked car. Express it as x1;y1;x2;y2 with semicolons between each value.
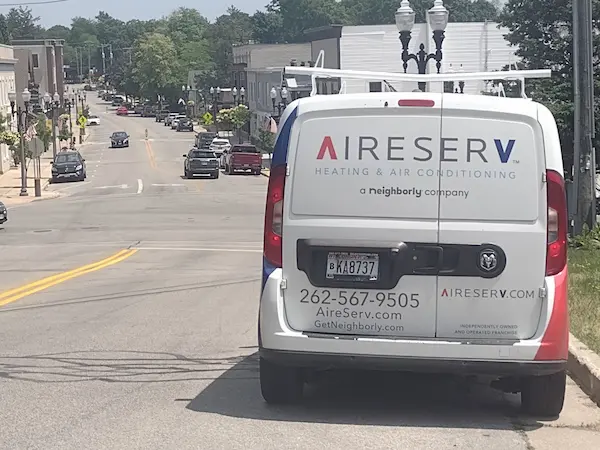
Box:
210;138;231;160
87;115;101;125
141;105;156;117
50;150;86;183
183;148;220;179
111;96;125;106
155;109;171;122
110;131;130;148
164;113;179;127
223;143;262;175
171;115;187;129
134;104;144;115
177;118;194;132
195;132;217;149
116;106;128;116
0;200;7;225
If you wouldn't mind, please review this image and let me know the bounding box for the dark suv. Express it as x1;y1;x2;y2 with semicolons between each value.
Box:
195;132;217;149
177;118;194;132
51;150;87;183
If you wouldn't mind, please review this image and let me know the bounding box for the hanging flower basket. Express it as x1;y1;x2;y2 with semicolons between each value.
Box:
0;130;20;147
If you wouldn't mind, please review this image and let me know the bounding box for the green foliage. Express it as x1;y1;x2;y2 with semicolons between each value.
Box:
6;6;43;39
499;0;600;170
58;122;72;142
258;128;276;154
34;113;52;152
569;224;600;250
132;32;179;98
0;14;9;44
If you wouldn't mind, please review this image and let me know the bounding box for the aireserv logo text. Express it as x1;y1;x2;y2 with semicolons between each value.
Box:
316;136;516;164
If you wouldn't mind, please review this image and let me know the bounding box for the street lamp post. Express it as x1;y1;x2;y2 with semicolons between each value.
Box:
396;0;449;92
270;86;289;124
209;87;221;133
44;92;61;160
8;89;31;196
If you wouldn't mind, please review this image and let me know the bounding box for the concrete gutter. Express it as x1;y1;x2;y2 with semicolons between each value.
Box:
569;333;600;407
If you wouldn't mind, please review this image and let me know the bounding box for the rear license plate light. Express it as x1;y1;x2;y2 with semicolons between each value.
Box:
326;252;379;281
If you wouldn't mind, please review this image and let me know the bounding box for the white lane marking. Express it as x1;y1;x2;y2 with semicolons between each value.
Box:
94;184;129;190
137;179;143;194
52;181;91;192
135;246;262;253
151;184;185;187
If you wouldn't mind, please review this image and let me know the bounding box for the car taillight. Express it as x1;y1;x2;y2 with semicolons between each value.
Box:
546;170;568;276
264;165;286;267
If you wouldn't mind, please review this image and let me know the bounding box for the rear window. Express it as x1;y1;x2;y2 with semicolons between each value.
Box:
190;151;215;158
55;153;80;163
232;145;258;153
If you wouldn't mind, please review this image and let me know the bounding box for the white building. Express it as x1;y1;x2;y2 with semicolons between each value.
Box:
0;44;17;174
242;21;519;140
337;22;518;95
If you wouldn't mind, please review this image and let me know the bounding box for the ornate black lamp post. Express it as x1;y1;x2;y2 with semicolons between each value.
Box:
270;85;289;124
396;0;449;92
8;88;31;196
43;92;61;160
209;86;221;133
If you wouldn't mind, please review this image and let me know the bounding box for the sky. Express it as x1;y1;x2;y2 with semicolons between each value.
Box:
0;0;269;28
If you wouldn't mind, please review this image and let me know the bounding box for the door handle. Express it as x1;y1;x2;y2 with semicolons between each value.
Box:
412;245;444;275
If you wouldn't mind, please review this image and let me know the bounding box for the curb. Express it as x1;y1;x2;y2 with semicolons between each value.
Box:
568;333;600;407
261;170;270;177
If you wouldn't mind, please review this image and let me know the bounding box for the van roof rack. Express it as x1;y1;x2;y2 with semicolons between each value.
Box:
283;65;552;99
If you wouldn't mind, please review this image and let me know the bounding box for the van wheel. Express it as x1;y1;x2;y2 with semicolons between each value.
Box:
521;370;566;417
259;357;304;404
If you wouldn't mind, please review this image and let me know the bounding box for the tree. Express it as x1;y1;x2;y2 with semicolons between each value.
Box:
206;7;253;86
0;14;10;45
499;0;600;170
132;32;179;98
266;0;349;42
35;113;52;153
251;10;285;43
6;6;43;40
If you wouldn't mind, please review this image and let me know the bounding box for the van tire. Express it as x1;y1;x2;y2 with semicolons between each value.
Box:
259;357;303;404
520;370;566;417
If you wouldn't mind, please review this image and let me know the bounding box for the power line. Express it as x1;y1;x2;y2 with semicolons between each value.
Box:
0;0;69;6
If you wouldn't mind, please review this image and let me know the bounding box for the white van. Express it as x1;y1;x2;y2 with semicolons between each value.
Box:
259;92;569;417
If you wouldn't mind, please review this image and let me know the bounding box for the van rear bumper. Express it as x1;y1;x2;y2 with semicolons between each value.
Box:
259;347;565;376
260;267;567;375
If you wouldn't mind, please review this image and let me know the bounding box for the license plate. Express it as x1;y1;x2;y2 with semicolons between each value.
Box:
201;162;207;165
326;252;379;281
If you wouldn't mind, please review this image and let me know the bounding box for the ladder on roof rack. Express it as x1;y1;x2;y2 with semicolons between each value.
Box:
284;65;551;99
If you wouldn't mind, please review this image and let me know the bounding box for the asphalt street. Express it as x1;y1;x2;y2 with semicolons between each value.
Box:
1;97;600;450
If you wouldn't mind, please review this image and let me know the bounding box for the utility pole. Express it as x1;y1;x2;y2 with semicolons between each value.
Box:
573;0;596;234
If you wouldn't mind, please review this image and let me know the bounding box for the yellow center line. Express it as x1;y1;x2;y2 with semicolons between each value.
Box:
0;249;138;307
145;139;158;170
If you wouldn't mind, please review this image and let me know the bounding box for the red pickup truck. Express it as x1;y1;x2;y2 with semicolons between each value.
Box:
223;143;262;175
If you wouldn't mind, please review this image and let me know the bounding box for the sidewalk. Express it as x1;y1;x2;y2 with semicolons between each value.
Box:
0;154;59;206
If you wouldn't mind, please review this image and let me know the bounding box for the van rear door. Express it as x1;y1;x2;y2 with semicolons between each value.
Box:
282;95;443;338
435;96;546;341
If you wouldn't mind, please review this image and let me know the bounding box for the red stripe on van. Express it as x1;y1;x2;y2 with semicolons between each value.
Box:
534;267;569;361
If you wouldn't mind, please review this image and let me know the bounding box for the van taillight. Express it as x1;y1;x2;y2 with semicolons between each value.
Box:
546;170;567;276
264;165;286;267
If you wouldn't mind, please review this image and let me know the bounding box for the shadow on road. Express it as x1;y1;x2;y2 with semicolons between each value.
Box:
186;354;545;431
0;349;547;430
